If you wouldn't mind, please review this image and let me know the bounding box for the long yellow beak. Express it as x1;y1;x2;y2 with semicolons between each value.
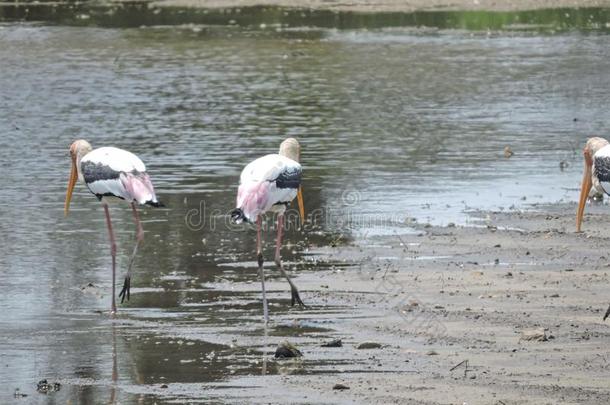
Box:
296;186;305;223
64;158;77;217
576;160;592;232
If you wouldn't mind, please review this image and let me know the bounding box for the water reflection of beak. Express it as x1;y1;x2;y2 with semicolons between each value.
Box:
297;186;305;223
576;151;593;232
64;155;78;217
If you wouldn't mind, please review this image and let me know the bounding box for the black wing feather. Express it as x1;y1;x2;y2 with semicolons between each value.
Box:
275;166;301;189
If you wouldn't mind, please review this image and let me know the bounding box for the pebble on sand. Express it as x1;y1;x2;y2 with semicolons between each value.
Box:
520;328;548;342
333;383;350;390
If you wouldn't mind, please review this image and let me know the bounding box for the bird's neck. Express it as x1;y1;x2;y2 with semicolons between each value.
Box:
75;154;85;182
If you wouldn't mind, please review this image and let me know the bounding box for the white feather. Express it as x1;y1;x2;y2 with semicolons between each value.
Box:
85;179;130;201
240;154;300;184
81;147;146;173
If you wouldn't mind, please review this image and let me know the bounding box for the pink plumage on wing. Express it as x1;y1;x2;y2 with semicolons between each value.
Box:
236;181;272;223
120;172;162;207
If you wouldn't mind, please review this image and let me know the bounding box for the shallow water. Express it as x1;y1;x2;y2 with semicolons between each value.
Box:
0;9;609;403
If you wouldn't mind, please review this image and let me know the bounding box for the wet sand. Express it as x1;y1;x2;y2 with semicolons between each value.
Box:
235;202;610;404
146;0;610;12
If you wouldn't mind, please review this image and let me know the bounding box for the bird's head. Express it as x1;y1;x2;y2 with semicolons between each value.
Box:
279;138;305;222
279;137;300;162
577;137;609;232
65;139;92;217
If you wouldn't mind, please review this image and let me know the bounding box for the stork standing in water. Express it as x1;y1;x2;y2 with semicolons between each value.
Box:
576;137;610;232
231;138;305;323
64;140;162;314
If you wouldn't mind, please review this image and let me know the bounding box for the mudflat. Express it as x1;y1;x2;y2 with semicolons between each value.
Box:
243;202;610;404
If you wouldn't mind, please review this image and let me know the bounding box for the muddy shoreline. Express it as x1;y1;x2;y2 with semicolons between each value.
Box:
237;202;610;404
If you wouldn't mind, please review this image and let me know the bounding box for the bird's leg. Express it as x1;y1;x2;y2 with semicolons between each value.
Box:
274;214;305;307
119;202;143;304
257;216;269;324
103;204;117;314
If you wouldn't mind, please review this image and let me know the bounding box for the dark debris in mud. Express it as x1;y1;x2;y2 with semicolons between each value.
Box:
275;341;303;358
36;379;61;394
13;388;27;399
356;341;383;349
321;338;343;347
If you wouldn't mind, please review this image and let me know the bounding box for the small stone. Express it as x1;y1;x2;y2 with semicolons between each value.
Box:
160;384;168;389
333;383;350;390
426;350;439;355
504;146;514;158
275;341;303;358
356;341;383;349
520;328;548;342
321;339;343;348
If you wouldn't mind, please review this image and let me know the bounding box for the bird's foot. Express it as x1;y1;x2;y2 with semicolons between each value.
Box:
118;277;131;303
291;287;305;307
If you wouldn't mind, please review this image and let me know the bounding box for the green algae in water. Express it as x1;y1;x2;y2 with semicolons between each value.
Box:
0;3;609;32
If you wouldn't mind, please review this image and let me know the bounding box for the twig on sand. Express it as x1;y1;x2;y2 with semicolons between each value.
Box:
603;304;610;321
449;359;470;377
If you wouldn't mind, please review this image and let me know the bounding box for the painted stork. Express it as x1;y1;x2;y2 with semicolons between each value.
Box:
64;139;162;314
231;138;305;323
576;137;610;322
576;137;610;232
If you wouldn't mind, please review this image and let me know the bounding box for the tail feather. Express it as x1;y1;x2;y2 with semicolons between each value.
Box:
146;200;165;208
231;208;248;224
121;172;160;206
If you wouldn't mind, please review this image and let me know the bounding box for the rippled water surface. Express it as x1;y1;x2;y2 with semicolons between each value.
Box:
1;14;609;403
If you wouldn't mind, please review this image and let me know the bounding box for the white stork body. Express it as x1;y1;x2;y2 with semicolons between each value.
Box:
591;145;610;196
234;153;302;223
576;137;610;322
231;138;306;323
80;147;161;207
577;137;610;232
64;140;162;314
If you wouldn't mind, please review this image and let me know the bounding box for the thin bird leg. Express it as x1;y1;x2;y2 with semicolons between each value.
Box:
274;214;305;307
257;216;269;324
119;202;144;303
103;203;117;314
